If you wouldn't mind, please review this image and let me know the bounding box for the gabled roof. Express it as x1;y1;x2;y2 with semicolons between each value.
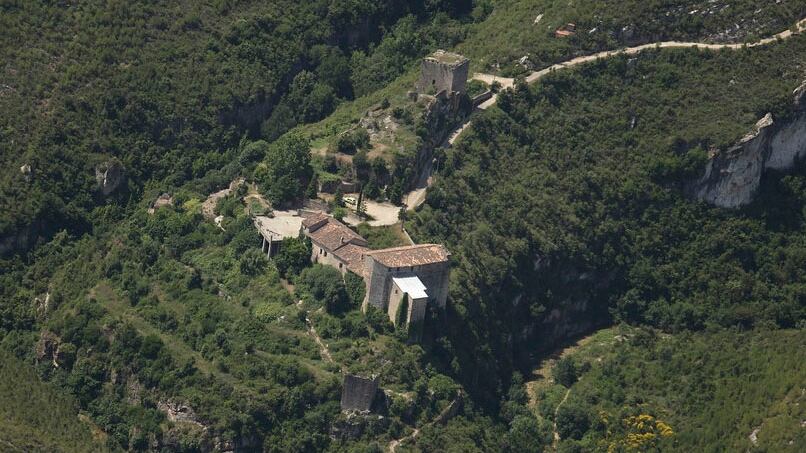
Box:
365;244;449;268
302;212;329;229
334;243;370;275
306;219;367;251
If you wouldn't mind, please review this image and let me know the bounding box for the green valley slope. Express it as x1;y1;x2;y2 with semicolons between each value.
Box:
0;349;106;452
527;327;806;452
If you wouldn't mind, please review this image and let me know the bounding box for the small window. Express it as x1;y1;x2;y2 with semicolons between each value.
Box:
324;251;328;257
394;289;398;294
339;263;343;269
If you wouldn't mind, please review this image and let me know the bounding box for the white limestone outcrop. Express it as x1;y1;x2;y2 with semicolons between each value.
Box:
691;81;806;208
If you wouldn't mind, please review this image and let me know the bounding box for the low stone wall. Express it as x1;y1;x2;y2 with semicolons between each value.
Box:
471;90;493;107
319;179;360;194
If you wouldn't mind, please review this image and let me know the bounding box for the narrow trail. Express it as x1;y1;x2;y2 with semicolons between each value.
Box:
403;16;806;209
387;394;463;452
502;16;806;109
305;312;337;367
388;428;420;453
551;387;573;451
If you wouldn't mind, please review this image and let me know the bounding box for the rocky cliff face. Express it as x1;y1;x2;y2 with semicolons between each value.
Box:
409;92;471;189
690;82;806;208
95;159;126;196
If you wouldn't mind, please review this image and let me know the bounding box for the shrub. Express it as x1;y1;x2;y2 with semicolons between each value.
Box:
556;402;590;441
553;357;578;388
274;237;311;280
239;249;267;276
344;271;366;305
297;265;349;315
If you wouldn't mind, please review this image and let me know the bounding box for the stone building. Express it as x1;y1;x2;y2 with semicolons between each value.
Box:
363;244;450;328
302;212;369;275
301;213;450;331
415;50;470;95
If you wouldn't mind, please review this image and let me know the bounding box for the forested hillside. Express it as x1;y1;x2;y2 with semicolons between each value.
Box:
2;1;806;452
0;0;476;254
410;34;806;410
458;0;806;74
0;349;105;452
526;327;805;452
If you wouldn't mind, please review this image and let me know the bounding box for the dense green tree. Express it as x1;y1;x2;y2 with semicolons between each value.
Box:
344;271;366;306
553;357;578;388
274;237;312;280
556;402;590;441
254;132;313;206
506;415;549;453
297;265;350;314
353;149;371;183
239;248;268;276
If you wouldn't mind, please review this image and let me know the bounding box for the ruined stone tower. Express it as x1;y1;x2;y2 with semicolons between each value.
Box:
416;50;469;95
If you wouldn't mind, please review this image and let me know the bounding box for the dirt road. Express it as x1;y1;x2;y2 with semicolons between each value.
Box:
400;17;806;209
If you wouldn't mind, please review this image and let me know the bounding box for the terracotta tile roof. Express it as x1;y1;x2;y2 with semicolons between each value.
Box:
365;244;449;268
302;212;329;229
304;215;367;253
334;243;370;275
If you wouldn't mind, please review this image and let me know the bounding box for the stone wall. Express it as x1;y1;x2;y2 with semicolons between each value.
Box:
414;261;450;309
387;287;406;324
311;242;350;274
386;285;428;327
415;53;469;95
406;92;472;192
363;257;450;312
408;296;427;327
363;256;390;310
341;374;379;412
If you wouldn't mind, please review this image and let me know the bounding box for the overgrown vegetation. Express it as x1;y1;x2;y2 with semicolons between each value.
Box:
0;0;479;255
0;184;463;450
0;349;105;452
532;327;805;452
410;34;806;412
458;0;806;74
4;2;806;451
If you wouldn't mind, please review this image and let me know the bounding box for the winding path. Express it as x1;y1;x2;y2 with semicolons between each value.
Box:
388;428;420;453
402;17;806;209
551;386;572;451
387;394;462;452
306;315;335;365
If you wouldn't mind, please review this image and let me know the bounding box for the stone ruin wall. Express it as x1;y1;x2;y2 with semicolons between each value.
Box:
340;375;380;412
416;57;469;95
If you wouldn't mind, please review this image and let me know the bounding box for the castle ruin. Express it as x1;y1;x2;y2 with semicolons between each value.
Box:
415;50;469;95
340;374;381;412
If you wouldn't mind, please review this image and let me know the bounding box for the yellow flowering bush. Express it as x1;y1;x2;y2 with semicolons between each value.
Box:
605;413;674;452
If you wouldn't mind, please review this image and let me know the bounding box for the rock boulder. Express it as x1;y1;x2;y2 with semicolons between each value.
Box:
95;159;126;196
